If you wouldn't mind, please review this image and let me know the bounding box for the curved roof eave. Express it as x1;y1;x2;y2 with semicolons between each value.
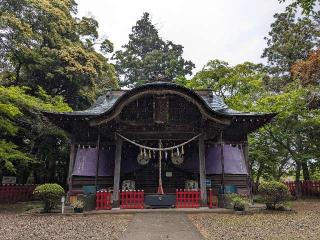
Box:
89;82;232;126
43;82;277;125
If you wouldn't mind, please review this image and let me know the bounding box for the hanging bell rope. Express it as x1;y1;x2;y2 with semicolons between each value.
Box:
116;133;201;151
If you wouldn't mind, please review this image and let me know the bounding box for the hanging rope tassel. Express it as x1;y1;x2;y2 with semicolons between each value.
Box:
157;141;164;195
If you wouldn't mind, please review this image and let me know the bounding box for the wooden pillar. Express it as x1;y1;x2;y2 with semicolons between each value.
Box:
67;137;76;194
242;140;253;201
199;133;207;206
112;136;123;208
94;130;101;192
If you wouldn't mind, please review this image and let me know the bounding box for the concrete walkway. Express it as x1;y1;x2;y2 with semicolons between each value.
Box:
120;212;204;240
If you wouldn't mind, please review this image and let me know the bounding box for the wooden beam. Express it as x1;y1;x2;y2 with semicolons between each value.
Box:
112;136;123;208
198;133;207;206
94;130;101;191
67;138;76;195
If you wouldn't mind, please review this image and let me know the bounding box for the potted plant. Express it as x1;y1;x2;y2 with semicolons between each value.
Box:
72;200;84;213
226;193;248;212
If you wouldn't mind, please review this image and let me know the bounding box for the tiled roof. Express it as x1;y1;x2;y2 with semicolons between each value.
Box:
46;82;274;118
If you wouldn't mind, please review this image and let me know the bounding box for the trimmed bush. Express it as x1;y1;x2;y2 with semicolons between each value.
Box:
33;183;65;212
226;193;248;211
258;181;290;210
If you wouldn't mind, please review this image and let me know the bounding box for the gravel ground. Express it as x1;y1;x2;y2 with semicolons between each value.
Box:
0;213;133;240
188;200;320;240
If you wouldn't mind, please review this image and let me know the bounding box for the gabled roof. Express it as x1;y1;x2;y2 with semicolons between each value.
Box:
46;82;275;119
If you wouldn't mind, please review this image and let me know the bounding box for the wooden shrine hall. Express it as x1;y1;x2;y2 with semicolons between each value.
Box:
44;81;275;208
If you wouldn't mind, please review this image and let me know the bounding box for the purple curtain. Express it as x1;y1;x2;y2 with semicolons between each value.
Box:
72;147;115;176
206;144;248;175
72;144;248;176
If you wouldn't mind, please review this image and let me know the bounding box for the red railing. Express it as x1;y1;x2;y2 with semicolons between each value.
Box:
285;181;320;196
176;189;200;208
207;188;218;208
0;184;36;203
96;190;112;210
120;190;144;209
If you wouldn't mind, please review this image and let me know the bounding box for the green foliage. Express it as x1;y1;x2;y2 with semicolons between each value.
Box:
113;12;194;87
0;0;119;109
186;60;267;111
226;194;249;211
0;85;71;178
278;0;319;15
258;181;290;210
33;183;65;212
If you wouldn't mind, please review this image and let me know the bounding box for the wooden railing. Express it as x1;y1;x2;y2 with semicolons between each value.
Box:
0;184;36;203
176;189;200;208
96;190;112;210
120;190;144;209
285;181;320;196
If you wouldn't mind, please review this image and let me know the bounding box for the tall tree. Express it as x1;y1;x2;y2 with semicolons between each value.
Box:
113;12;195;87
0;0;118;109
262;10;320;89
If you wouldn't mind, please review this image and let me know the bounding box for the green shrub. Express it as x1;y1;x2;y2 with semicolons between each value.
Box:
258;181;290;210
226;193;248;211
33;183;65;212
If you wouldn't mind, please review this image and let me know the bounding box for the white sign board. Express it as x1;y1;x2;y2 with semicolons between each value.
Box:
2;176;16;184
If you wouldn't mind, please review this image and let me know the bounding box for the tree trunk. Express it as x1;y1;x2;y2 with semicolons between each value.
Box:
302;161;310;180
254;164;264;194
295;161;302;198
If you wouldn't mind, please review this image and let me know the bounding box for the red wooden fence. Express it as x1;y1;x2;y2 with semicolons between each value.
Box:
120;190;144;209
96;190;112;210
0;184;36;203
176;189;200;208
285;181;320;196
207;188;218;208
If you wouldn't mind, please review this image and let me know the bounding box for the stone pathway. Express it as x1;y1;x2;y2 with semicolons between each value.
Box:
120;212;204;240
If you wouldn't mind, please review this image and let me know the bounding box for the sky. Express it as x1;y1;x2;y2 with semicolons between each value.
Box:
76;0;287;73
